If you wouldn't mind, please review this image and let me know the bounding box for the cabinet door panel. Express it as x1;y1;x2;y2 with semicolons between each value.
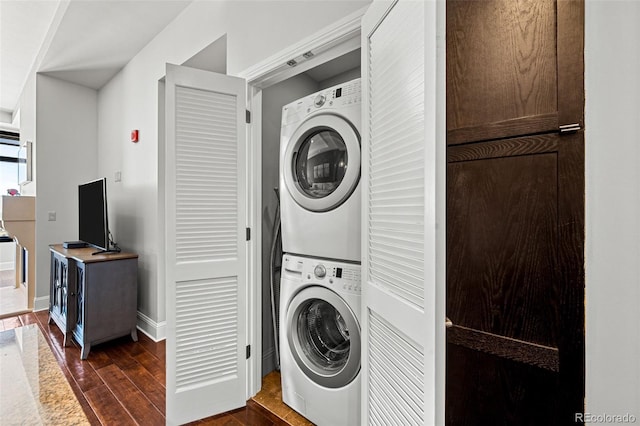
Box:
447;0;583;145
446;132;584;424
447;145;559;348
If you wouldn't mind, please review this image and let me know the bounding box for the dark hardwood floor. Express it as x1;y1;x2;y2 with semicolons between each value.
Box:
0;312;286;425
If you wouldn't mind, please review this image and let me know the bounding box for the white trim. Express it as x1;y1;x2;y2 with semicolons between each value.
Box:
434;1;447;424
137;310;167;341
241;7;367;399
0;262;14;271
246;88;263;398
239;6;366;89
33;295;49;312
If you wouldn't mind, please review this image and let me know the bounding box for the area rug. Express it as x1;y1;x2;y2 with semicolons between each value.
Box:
0;324;90;425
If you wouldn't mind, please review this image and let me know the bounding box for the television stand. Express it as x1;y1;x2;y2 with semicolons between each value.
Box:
91;249;121;255
48;244;138;359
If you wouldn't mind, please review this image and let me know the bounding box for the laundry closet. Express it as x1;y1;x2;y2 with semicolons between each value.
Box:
258;48;361;377
163;2;441;424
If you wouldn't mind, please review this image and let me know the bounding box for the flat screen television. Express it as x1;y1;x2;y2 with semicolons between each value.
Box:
78;178;110;252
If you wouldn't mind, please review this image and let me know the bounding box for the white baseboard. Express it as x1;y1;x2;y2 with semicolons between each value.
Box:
137;311;166;342
33;295;49;312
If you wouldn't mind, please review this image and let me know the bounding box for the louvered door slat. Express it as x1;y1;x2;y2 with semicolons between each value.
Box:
368;0;426;305
175;85;238;262
369;312;425;426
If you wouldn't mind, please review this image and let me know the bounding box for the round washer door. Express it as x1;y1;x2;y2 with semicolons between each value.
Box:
283;113;360;212
286;286;361;388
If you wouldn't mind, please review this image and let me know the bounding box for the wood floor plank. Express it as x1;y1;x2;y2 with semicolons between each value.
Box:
84;384;137;426
122;362;166;415
246;401;282;426
34;309;50;325
100;337;145;370
187;408;246;426
86;347;114;371
40;325;104;393
137;331;166;361
134;349;166;383
36;316;109;396
95;363;165;425
18;312;38;326
61;346;105;393
63;365;103;426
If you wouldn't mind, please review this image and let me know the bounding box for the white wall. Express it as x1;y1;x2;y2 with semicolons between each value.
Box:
0;241;15;271
34;74;98;309
585;0;640;420
19;74;36;197
97;0;370;339
318;66;361;90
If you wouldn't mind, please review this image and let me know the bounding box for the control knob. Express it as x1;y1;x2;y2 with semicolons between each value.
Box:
314;94;326;107
314;264;326;278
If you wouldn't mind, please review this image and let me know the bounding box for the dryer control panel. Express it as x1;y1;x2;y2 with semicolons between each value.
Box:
317;78;361;110
281;78;361;125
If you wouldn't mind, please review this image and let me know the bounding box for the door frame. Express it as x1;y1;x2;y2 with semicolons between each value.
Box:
237;6;367;397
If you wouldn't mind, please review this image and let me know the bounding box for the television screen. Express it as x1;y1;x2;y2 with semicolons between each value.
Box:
78;178;109;251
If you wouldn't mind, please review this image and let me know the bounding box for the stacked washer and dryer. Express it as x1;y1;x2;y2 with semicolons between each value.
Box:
278;79;362;426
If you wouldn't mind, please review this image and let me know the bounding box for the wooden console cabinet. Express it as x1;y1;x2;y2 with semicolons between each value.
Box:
49;244;138;359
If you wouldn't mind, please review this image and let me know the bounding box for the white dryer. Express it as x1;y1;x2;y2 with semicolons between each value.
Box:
279;79;361;262
279;254;361;426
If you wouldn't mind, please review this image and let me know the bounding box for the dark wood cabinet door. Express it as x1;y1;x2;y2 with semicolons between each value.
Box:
446;1;585;424
446;132;584;425
447;0;584;145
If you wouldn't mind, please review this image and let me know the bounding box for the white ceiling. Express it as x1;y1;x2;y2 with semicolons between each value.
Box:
0;0;192;124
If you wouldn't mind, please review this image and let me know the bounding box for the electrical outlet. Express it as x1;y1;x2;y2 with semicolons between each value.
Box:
48;211;56;221
115;171;122;182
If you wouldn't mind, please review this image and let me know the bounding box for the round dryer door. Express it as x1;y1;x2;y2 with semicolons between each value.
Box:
286;286;361;388
283;113;360;212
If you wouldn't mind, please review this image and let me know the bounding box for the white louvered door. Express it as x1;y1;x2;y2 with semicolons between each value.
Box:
362;1;445;425
165;64;247;425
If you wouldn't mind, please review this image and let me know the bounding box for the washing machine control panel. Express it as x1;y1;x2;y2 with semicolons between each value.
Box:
324;264;361;294
284;255;362;294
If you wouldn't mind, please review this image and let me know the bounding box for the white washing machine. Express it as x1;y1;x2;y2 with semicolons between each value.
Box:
279;254;361;426
279;79;361;262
